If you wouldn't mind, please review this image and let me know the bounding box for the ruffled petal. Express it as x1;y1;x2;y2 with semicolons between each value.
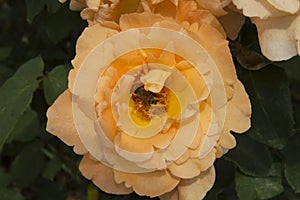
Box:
177;166;215;199
222;80;251;134
267;0;299;14
114;169;180;197
232;0;284;19
252;15;300;61
79;154;133;194
120;12;166;30
46;90;87;154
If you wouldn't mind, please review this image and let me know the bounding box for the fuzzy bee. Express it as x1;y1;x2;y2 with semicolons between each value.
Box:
132;86;158;106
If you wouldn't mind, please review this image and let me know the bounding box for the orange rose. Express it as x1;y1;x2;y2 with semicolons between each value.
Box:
47;1;251;199
232;0;300;61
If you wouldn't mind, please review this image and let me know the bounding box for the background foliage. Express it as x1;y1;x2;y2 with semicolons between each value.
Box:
0;0;299;199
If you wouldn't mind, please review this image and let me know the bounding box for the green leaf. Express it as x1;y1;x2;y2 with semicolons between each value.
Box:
205;159;236;200
225;135;273;176
0;172;12;187
0;78;38;150
14;56;44;80
0;57;44;150
42;7;86;43
237;64;294;149
0;187;24;200
25;0;45;23
0;47;12;61
281;134;300;193
42;157;62;181
235;163;283;200
7;109;39;143
45;0;61;13
43;65;70;105
0;65;14;86
11;141;46;187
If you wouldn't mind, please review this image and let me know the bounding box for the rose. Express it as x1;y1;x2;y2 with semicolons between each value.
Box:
60;0;245;40
47;2;251;199
232;0;300;61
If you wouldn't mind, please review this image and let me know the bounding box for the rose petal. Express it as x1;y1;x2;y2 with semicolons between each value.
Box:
267;0;300;14
252;15;300;61
232;0;284;18
154;0;177;17
114;169;180;197
168;148;216;179
46;90;87;154
222;80;251;134
186;9;226;37
72;24;118;69
141;69;171;93
196;0;230;17
218;131;236;150
120;12;166;31
79;154;133;194
86;0;101;9
177;166;215;200
70;0;86;11
159;189;179;200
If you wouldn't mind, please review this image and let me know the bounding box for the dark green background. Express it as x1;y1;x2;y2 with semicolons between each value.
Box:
0;0;299;199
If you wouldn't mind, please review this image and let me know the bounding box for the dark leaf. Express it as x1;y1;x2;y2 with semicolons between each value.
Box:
0;172;12;187
45;0;62;13
0;187;24;200
225;135;273;176
0;65;14;86
237;64;294;149
11;141;46;187
42;157;62;181
235;163;283;200
43;65;70;105
0;47;12;61
25;0;45;23
281;134;300;193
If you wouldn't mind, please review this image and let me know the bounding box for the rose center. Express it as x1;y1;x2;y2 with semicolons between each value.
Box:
130;85;168;123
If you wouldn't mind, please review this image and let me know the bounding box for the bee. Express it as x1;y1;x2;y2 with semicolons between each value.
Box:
132;86;158;106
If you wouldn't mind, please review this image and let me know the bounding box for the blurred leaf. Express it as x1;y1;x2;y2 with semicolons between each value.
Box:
45;0;62;13
235;163;283;200
278;56;300;81
11;141;46;187
88;184;100;200
25;0;45;23
43;8;85;43
37;180;66;200
0;47;12;61
281;134;300;193
43;64;70;105
0;172;12;187
42;157;62;181
0;187;24;200
225;135;273;176
237;64;294;149
0;57;44;150
0;65;14;86
7;109;39;143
